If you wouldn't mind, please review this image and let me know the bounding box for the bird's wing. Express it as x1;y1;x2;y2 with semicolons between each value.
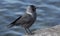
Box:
7;16;22;28
15;14;33;25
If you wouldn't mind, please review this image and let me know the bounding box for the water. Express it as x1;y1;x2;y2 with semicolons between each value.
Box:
0;0;60;36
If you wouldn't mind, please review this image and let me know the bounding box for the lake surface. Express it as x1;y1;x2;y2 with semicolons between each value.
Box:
0;0;60;36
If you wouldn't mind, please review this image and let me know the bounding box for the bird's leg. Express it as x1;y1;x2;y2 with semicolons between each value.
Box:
27;28;33;35
24;28;32;34
24;28;29;34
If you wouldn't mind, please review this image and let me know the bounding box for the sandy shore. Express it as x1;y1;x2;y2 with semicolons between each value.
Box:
25;25;60;36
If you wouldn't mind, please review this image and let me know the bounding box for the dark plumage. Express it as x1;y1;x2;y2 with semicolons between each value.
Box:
7;5;37;34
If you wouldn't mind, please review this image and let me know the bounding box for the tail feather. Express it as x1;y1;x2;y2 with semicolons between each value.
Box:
7;16;22;28
7;24;15;28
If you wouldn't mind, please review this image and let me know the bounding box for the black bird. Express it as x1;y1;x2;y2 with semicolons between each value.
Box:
8;5;37;34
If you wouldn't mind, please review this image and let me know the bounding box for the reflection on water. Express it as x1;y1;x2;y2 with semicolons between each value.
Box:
0;0;60;36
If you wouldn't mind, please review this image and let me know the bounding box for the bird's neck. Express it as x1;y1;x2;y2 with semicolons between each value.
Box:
26;12;33;15
26;11;36;18
26;8;33;15
26;9;36;17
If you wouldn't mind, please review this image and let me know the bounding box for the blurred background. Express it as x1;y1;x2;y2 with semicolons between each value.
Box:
0;0;60;36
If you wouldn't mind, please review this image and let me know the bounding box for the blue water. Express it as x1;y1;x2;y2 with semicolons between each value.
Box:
0;0;60;36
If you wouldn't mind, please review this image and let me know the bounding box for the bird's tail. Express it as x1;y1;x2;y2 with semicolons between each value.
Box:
7;16;22;28
7;23;15;28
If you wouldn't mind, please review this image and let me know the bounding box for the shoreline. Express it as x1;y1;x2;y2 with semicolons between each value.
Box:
25;25;60;36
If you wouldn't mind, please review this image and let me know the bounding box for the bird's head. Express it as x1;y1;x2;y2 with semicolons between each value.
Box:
26;5;36;13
